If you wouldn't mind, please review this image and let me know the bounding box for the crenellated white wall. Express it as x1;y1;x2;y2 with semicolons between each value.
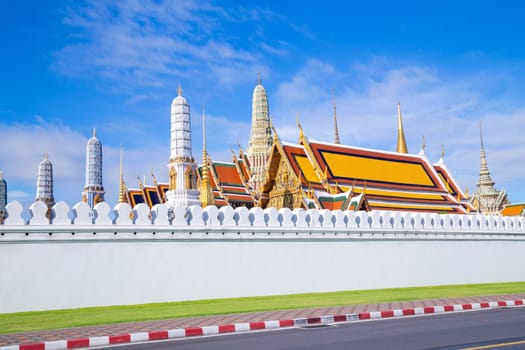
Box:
1;200;525;314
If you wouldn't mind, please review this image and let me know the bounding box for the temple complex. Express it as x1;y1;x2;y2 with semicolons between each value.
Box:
82;129;105;209
117;77;513;215
469;124;509;214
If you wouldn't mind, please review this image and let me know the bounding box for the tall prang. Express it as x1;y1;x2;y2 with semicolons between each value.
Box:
470;123;509;215
165;85;200;208
247;73;273;195
0;171;6;224
36;152;55;215
82;128;105;209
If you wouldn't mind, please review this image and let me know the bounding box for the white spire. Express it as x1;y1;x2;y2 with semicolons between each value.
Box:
83;129;104;209
166;85;200;208
170;84;193;161
247;74;273;194
0;170;5;223
36;152;55;208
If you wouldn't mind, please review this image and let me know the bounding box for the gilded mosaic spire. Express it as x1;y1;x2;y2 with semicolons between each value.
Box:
396;102;408;154
332;88;340;144
200;106;215;207
478;123;495;188
470;123;509;214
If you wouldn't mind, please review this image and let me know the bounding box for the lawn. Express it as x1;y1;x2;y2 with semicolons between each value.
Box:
1;282;524;334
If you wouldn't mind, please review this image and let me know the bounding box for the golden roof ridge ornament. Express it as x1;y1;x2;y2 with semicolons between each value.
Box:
396;102;408;154
296;114;306;143
332;87;340;144
200;105;215;207
151;170;158;187
118;146;127;203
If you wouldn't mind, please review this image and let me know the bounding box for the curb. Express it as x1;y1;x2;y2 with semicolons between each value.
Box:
2;299;524;350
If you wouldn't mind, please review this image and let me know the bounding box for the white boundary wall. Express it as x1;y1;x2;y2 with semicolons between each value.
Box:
1;200;525;314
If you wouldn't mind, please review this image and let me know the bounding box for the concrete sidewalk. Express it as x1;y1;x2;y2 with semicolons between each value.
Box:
1;293;525;348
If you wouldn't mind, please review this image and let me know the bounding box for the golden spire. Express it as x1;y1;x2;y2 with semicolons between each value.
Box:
200;105;215;207
296;114;305;142
118;147;127;203
396;102;408;153
332;87;340;144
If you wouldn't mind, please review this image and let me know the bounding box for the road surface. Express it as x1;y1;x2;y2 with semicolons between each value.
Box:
97;307;525;350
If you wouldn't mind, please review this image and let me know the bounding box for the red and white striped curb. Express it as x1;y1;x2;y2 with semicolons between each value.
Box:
1;299;523;350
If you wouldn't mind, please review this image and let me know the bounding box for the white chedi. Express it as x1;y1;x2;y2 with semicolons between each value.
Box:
166;85;200;208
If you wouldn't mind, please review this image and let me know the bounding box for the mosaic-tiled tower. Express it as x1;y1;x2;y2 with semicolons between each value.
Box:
0;171;6;224
247;73;273;194
82;129;105;209
36;152;55;213
166;85;200;208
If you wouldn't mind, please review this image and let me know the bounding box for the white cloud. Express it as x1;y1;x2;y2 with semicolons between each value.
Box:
52;0;278;92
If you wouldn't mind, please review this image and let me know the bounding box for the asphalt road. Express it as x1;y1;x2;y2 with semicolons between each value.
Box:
98;307;525;350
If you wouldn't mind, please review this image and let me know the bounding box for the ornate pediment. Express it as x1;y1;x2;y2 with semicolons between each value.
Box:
267;158;303;209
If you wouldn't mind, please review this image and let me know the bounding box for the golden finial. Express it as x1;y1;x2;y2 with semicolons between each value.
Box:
200;105;215;207
118;147;127;203
230;146;237;161
332;87;340;144
296;114;305;141
136;175;144;190
177;84;183;96
465;187;469;197
151;171;158;187
396;102;408;153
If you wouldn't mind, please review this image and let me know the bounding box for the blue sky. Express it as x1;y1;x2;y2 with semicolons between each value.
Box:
1;0;525;208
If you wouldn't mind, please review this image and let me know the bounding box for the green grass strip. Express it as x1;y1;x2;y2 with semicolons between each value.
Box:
1;282;524;334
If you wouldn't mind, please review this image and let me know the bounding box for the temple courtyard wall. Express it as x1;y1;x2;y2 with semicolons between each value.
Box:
1;200;524;314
